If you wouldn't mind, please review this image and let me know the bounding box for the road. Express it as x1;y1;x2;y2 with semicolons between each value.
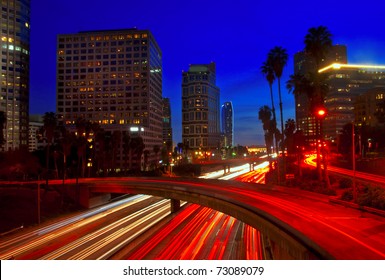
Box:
2;158;385;259
304;154;385;185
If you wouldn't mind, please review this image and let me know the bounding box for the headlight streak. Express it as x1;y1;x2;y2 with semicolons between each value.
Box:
0;194;146;251
39;199;171;260
0;194;151;259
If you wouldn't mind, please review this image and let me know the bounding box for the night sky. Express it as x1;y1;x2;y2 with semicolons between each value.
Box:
30;0;385;146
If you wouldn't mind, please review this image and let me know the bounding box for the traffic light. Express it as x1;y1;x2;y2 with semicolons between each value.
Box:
315;107;327;119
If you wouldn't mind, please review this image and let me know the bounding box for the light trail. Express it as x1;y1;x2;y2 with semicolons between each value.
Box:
0;194;146;250
39;199;171;260
0;195;154;259
126;204;263;260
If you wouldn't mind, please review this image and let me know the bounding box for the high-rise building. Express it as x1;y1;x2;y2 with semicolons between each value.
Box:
182;62;220;151
355;87;385;127
1;0;31;151
28;114;44;152
162;97;172;150
221;101;233;147
318;63;385;140
56;28;163;169
294;45;347;143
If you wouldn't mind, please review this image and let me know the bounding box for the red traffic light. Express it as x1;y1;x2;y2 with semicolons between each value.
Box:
315;107;327;118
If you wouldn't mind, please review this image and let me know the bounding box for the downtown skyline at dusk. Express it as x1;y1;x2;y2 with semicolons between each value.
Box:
29;0;385;146
5;0;385;270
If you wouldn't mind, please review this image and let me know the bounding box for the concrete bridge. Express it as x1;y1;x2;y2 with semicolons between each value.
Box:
74;177;335;260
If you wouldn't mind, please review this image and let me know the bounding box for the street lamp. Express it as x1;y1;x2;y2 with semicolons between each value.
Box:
315;106;327;180
352;123;357;202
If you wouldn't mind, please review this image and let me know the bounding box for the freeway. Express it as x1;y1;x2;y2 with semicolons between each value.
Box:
118;204;263;260
304;154;385;185
85;176;385;259
0;195;166;259
2;158;385;259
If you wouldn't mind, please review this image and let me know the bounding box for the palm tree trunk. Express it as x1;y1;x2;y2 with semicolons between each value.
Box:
46;143;50;187
277;77;285;182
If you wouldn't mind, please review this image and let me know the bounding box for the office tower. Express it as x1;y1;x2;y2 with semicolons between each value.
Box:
318;63;385;141
162;97;172;151
28;114;43;152
56;28;163;169
221;101;233;147
182;62;220;151
294;45;347;143
0;0;30;151
355;87;385;128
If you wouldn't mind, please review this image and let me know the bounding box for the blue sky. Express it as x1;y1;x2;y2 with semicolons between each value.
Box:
30;0;385;146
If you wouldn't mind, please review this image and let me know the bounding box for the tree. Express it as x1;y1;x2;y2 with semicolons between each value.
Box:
268;46;288;182
284;119;296;154
153;145;160;168
268;46;288;146
261;60;278;155
304;26;333;69
304;26;333;184
0;111;6;151
286;73;311;129
111;130;122;173
130;137;145;171
122;131;131;174
258;106;276;171
42;112;57;184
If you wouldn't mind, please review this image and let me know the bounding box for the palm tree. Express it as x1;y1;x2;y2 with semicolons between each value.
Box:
304;26;332;184
268;46;288;181
286;73;311;129
122;132;131;174
268;46;288;144
258;106;276;175
261;61;278;155
0;111;6;151
304;26;332;69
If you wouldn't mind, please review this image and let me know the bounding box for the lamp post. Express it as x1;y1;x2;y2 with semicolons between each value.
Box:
352;123;357;202
315;107;326;181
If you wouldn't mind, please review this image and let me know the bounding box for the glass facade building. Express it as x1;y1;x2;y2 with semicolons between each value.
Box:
221;101;233;147
0;0;30;151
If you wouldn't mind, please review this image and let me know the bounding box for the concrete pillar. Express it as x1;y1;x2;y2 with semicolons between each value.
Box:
170;199;180;213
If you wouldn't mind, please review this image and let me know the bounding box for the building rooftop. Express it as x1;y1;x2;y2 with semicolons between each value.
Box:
319;63;385;73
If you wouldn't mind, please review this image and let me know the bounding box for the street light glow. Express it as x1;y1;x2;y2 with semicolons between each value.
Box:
318;63;385;73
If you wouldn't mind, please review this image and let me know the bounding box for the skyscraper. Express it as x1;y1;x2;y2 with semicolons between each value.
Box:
182;62;220;151
294;45;347;143
221;101;233;147
1;0;30;151
56;28;163;169
162;97;172;151
318;63;385;140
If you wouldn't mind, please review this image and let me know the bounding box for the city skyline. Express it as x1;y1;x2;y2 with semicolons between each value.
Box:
30;0;385;146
